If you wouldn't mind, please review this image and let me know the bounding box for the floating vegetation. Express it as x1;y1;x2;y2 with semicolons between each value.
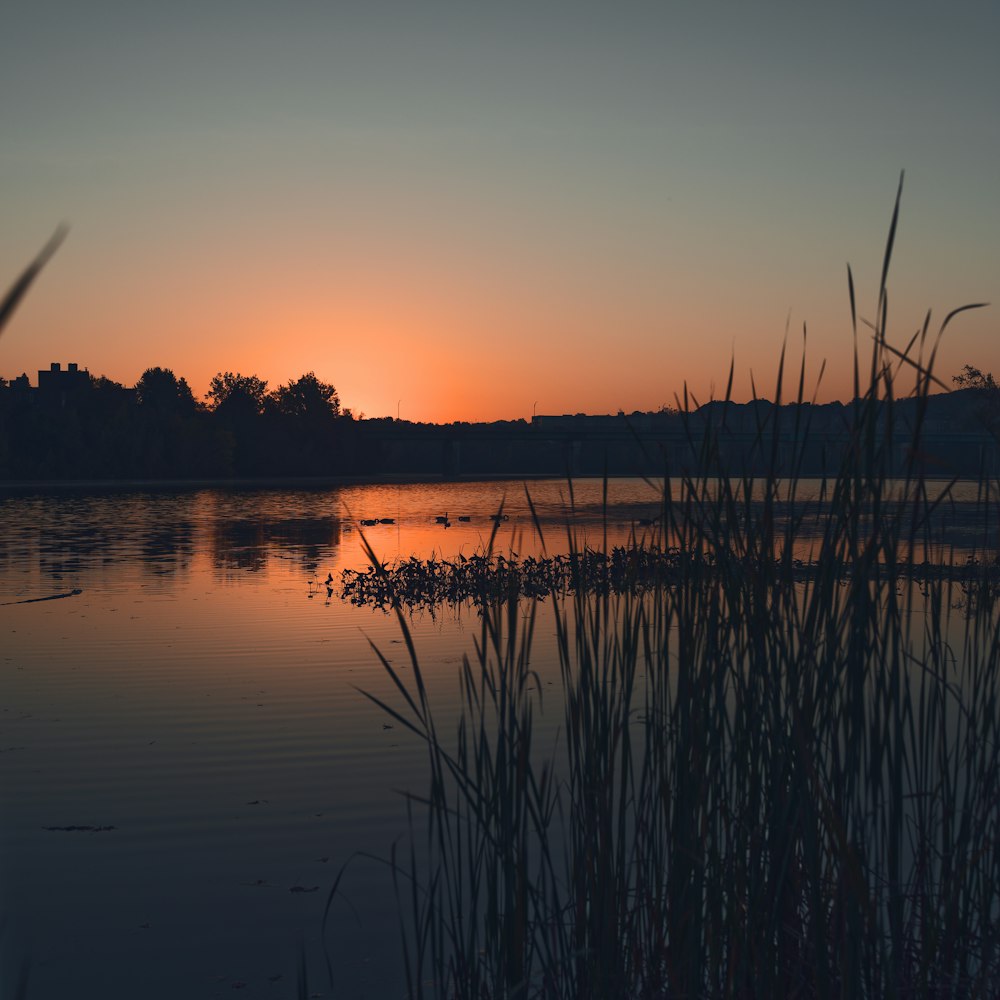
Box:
338;544;1000;614
340;546;688;611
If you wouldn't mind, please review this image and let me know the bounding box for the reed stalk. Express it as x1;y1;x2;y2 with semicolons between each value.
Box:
332;178;1000;997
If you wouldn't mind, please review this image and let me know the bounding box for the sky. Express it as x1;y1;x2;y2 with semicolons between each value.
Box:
1;2;998;423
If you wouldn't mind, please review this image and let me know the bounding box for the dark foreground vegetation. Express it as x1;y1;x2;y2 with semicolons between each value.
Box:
321;188;1000;998
342;482;1000;996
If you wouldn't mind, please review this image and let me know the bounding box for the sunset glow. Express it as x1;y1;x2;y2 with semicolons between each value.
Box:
2;4;997;422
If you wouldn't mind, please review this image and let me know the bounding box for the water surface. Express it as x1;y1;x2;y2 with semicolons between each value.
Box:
0;478;676;999
0;476;992;998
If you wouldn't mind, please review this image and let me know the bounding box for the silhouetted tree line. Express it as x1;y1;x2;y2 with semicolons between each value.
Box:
2;362;1000;482
0;367;355;480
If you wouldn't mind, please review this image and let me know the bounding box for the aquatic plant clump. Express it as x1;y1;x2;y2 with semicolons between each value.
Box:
338;544;1000;614
340;546;699;612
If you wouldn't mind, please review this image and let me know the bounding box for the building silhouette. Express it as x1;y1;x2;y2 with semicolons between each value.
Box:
37;362;90;394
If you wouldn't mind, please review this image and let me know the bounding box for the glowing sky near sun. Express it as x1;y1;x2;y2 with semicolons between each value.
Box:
2;2;998;423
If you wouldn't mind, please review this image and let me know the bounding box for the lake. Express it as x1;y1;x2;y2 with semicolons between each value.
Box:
0;477;693;1000
1;476;995;999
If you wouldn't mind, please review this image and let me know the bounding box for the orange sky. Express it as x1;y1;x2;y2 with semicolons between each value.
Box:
2;5;997;423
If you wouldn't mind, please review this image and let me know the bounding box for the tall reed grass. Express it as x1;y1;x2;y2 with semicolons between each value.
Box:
327;177;1000;998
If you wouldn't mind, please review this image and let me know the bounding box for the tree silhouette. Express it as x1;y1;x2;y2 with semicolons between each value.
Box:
205;372;271;475
258;373;342;475
952;365;1000;436
953;365;998;391
271;372;340;421
207;372;269;415
136;367;197;416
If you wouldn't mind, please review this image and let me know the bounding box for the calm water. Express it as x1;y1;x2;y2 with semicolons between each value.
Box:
0;478;682;1000
0;477;992;999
